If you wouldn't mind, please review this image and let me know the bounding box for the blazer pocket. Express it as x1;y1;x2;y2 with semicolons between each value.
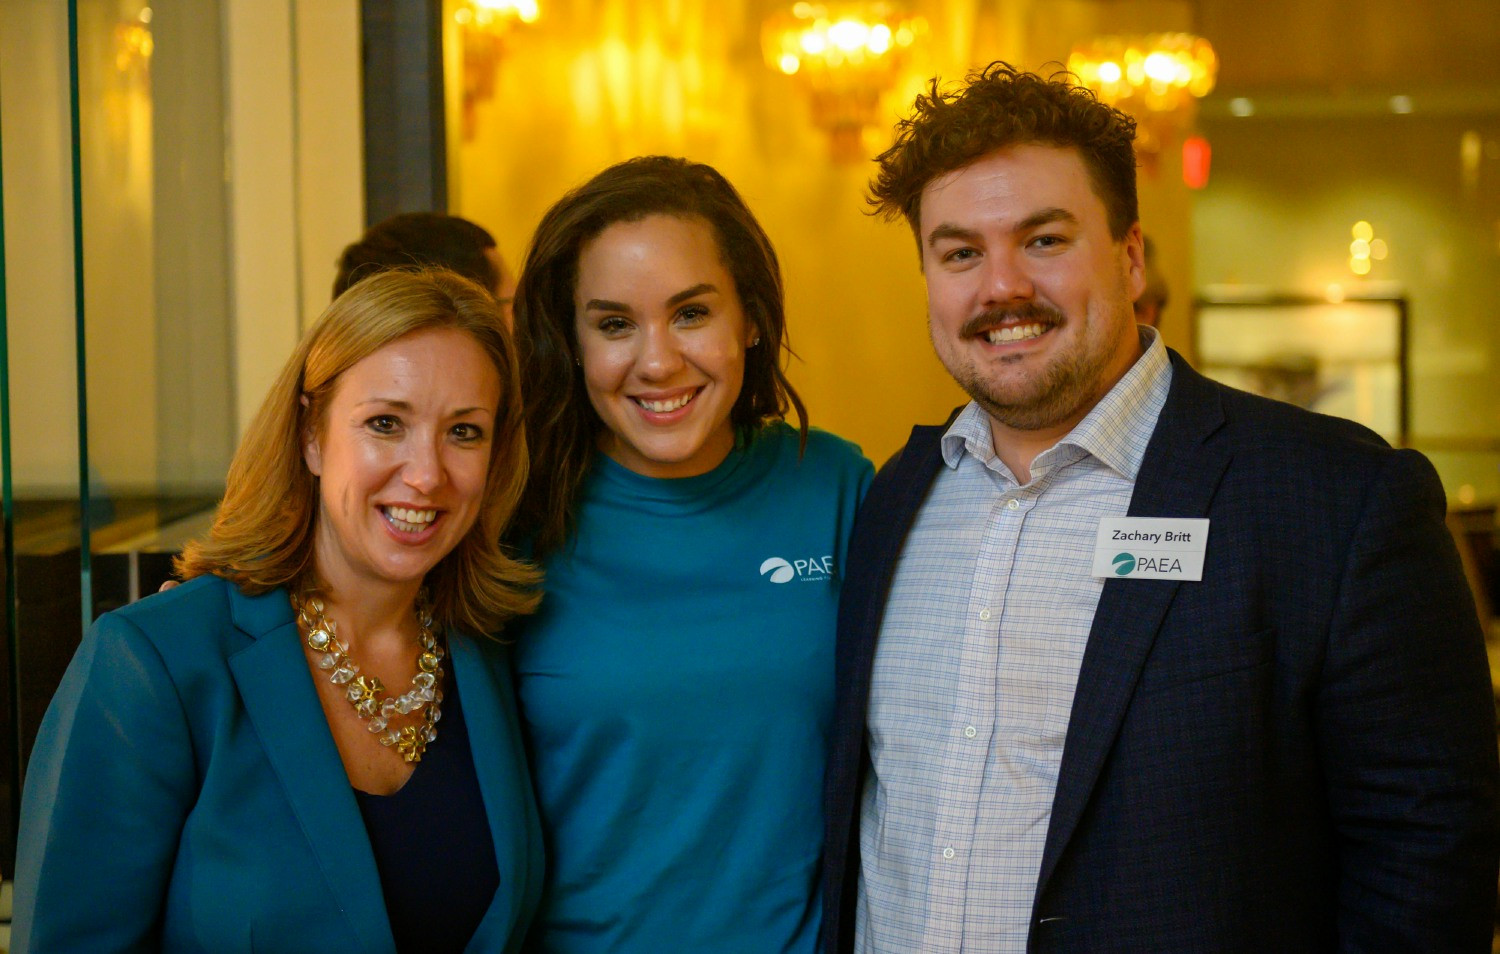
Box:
1136;627;1275;695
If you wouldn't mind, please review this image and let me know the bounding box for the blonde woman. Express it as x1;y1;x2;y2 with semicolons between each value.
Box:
14;269;543;954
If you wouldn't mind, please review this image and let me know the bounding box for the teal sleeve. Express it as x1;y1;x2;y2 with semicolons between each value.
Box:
13;612;198;953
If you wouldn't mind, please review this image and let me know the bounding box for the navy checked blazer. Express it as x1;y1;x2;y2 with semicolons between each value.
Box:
821;351;1500;953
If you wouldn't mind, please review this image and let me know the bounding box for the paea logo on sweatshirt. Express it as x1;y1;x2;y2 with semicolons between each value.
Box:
759;555;835;584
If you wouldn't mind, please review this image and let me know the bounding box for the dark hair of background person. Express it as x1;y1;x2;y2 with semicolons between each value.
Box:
176;268;539;634
1134;234;1169;327
868;61;1140;246
510;155;808;555
333;212;502;299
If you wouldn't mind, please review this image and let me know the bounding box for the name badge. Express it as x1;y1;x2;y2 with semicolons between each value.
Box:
1091;517;1210;581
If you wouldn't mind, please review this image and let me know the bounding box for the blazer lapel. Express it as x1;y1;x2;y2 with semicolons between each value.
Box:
845;422;953;672
226;586;396;954
838;419;954;774
1035;354;1233;898
826;419;955;946
450;634;540;954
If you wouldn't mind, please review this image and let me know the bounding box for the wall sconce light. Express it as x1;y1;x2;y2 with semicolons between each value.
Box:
761;2;927;161
115;7;153;77
1067;33;1218;160
456;0;539;29
454;0;540;140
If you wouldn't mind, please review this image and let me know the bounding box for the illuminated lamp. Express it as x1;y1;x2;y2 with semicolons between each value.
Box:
454;0;542;141
761;2;928;161
1068;33;1218;165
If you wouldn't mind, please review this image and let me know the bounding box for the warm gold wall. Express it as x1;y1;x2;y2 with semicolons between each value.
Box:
447;0;1201;464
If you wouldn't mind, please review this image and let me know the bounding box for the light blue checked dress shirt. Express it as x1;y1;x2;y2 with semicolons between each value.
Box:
856;328;1171;953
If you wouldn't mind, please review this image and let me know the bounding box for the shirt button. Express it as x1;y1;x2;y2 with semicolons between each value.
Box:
942;847;956;860
1006;498;1020;510
978;608;992;621
964;725;977;738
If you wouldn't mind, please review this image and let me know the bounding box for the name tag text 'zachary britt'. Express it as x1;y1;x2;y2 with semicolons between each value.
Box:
1109;529;1197;545
1093;518;1211;581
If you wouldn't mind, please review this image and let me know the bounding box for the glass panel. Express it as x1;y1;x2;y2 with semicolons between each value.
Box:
78;0;232;620
0;0;234;880
1;0;87;881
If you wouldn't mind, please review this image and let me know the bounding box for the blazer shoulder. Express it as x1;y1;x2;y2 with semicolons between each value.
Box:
845;414;954;567
99;574;275;672
106;574;232;637
1180;362;1403;477
869;414;953;492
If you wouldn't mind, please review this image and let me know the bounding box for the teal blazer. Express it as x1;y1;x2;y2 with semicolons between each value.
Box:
13;574;543;953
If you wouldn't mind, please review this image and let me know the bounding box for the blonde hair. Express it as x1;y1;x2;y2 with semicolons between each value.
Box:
176;268;540;633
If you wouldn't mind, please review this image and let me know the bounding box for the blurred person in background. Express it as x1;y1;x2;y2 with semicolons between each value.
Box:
336;212;516;321
1132;234;1168;328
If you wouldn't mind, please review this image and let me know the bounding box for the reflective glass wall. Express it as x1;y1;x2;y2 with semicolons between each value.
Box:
0;0;366;892
0;0;236;880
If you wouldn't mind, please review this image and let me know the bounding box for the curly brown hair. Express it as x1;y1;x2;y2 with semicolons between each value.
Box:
869;61;1139;243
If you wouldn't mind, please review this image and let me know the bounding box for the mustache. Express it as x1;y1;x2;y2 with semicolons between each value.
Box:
959;303;1065;338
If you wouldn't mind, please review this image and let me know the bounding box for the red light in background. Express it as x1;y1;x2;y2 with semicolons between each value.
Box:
1183;136;1211;189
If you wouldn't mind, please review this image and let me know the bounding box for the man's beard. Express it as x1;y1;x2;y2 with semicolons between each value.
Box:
942;302;1116;433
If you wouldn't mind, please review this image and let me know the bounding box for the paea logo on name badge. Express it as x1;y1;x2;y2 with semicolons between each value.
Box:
1091;517;1210;581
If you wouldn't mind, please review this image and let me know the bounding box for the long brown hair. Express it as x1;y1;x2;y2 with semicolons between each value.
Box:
176;268;539;634
511;156;807;554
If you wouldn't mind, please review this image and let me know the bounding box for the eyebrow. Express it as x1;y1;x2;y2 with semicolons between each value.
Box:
1015;207;1078;232
925;223;984;249
354;399;492;417
583;283;719;313
925;207;1079;249
356;398;414;410
666;283;717;307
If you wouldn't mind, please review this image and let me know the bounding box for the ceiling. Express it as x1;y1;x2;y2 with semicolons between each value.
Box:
1197;0;1500;96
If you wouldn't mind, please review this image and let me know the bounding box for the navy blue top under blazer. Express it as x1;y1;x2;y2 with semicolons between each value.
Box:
822;352;1500;952
14;574;544;953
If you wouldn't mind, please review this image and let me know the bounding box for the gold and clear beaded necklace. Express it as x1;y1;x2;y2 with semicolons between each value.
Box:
292;591;446;763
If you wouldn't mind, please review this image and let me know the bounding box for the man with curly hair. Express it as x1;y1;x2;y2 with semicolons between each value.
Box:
822;62;1498;952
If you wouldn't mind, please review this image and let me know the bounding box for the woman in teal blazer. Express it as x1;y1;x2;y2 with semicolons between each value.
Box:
14;270;544;953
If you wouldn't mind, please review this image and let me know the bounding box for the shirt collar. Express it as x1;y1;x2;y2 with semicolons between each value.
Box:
940;326;1172;481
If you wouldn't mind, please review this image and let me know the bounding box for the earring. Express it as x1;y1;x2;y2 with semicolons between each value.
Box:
574;356;582;367
749;336;761;348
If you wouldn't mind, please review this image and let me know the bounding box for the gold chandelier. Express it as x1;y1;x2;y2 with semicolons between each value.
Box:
115;7;153;76
454;0;539;29
1067;33;1218;157
453;0;541;140
762;2;927;160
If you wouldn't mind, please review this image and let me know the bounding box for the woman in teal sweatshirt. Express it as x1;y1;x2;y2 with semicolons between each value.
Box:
509;156;872;952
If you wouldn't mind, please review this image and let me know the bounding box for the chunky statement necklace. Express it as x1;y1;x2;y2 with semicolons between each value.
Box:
293;591;445;763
